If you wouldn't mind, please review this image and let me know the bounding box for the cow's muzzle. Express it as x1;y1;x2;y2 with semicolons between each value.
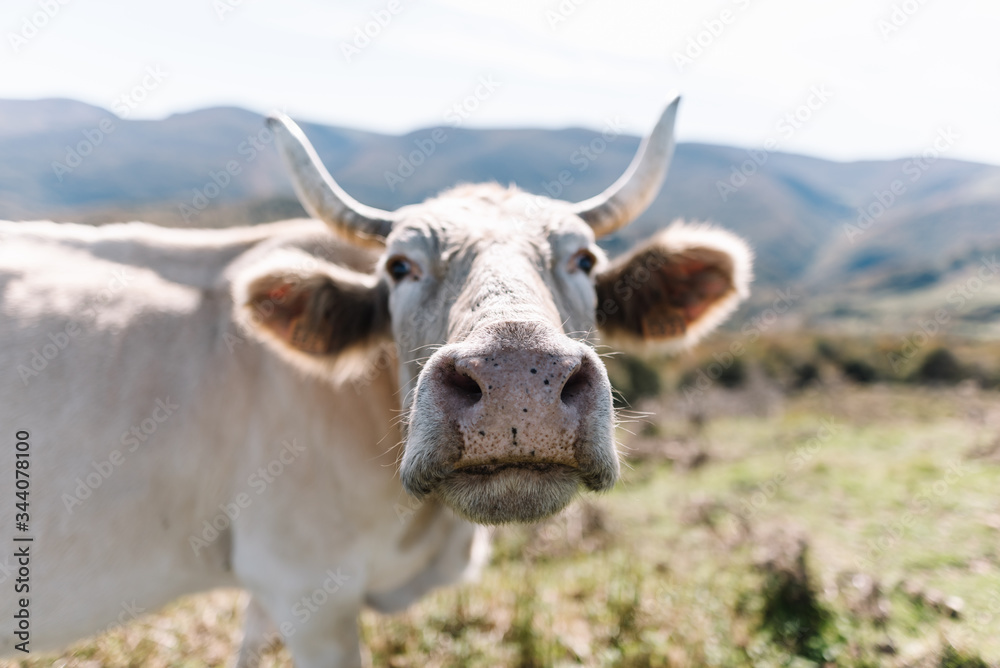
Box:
401;322;619;524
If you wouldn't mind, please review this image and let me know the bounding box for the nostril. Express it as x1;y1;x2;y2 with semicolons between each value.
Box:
560;359;590;406
440;364;484;406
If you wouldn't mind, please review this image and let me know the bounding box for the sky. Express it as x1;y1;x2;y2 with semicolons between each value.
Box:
2;0;999;165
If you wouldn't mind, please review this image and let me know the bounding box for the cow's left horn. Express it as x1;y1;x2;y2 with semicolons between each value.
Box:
267;113;395;246
571;95;680;238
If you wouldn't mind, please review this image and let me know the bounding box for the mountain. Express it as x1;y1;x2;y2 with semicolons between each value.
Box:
2;98;999;332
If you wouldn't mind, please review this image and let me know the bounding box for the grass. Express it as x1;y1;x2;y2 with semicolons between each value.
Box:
5;383;1000;667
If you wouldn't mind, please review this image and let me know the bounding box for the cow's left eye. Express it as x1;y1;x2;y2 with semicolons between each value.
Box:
572;250;596;275
387;256;414;282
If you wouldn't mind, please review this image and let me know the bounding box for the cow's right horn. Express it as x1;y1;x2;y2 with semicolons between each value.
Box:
267;113;396;246
571;95;680;238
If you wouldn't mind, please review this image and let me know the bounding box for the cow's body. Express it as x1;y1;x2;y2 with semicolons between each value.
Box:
0;219;485;665
0;97;753;666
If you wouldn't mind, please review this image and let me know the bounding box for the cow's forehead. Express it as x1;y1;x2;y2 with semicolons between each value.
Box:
385;184;595;256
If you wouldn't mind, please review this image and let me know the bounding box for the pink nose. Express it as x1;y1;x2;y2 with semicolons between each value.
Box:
401;322;619;521
430;340;601;469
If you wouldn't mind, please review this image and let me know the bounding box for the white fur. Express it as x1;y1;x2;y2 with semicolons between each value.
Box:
0;219;486;667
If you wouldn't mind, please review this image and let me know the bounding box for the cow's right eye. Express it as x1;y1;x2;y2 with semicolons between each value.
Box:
387;256;414;282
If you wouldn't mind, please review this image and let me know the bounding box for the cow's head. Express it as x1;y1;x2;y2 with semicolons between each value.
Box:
238;97;752;524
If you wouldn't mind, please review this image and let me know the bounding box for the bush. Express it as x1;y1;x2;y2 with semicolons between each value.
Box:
915;348;965;385
753;528;834;663
678;358;748;393
716;357;747;389
842;359;878;384
608;354;662;407
793;362;820;389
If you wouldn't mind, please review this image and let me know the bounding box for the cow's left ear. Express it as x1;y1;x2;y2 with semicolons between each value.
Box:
233;250;390;360
594;223;752;350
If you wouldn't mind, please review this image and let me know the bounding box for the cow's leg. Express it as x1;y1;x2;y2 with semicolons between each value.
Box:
261;593;362;668
366;521;489;614
234;594;279;668
238;571;365;668
285;610;362;668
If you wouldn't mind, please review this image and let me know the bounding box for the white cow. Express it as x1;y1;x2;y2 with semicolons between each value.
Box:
0;96;751;666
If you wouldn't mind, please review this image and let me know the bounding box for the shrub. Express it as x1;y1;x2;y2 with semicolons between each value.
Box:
793;362;820;389
754;529;833;663
915;348;965;385
842;359;878;384
608;354;662;407
716;357;747;389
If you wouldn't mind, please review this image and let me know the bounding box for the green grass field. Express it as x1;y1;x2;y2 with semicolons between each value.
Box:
5;382;1000;667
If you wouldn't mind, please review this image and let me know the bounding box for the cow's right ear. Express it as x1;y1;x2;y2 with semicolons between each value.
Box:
233;251;390;358
594;222;752;351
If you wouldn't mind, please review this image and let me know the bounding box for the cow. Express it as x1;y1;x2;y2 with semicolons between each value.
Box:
0;95;751;667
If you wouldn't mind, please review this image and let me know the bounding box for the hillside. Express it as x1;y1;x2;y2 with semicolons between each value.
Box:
2;98;999;331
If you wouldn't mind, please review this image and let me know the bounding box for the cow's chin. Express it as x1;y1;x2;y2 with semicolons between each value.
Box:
434;464;581;525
